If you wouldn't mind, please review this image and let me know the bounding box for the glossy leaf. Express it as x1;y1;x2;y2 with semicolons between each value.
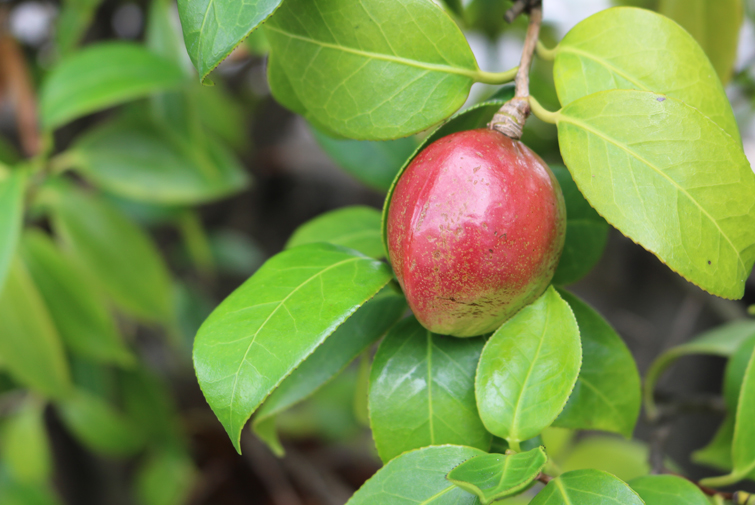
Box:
551;167;609;286
2;400;52;484
447;447;547;504
0;170;26;293
380;85;515;249
136;450;196;505
530;469;644;505
68;117;249;205
286;206;384;259
178;0;282;82
554;290;640;437
311;128;419;192
21;230;134;367
370;316;491;462
346;445;484;504
553;7;739;140
476;286;581;445
0;259;72;399
253;286;407;455
194;243;392;452
265;0;485;140
560;436;651;482
49;186;174;323
629;475;709;505
659;0;744;84
39;43;184;129
556;89;755;300
56;390;145;457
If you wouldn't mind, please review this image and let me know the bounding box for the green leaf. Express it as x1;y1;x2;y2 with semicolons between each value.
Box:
0;482;62;505
346;445;484;504
530;469;644;505
553;7;739;141
56;389;145;457
286;206;384;259
67;117;249;205
551;167;609;286
135;450;196;505
724;334;755;412
311;128;419;192
1;400;52;484
692;415;735;471
21;230;135;367
49;186;174;323
0;137;21;165
658;0;744;85
369;316;491;463
556;89;755;300
553;290;640;438
265;0;487;140
0;170;26;293
476;286;581;445
380;85;515;250
39;43;184;130
560;436;651;482
121;368;186;448
0;259;72;399
194;242;391;452
446;447;548;504
54;0;103;57
629;475;710;505
177;0;282;82
253;286;407;455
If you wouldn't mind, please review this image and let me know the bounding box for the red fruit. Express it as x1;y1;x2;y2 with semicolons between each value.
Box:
387;129;566;337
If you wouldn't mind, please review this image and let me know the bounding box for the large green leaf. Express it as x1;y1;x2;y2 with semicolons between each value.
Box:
286;206;384;259
0;170;26;293
0;259;72;399
346;445;484;504
265;0;492;140
49;186;174;323
369;316;491;462
21;230;134;367
724;335;755;412
177;0;282;82
553;290;640;437
194;243;391;452
1;400;52;484
551;167;609;286
531;469;644;505
629;475;709;505
556;89;755;300
658;0;744;85
311;128;419;192
67;117;249;205
253;286;406;455
553;7;739;141
446;447;547;504
39;43;184;129
475;286;582;446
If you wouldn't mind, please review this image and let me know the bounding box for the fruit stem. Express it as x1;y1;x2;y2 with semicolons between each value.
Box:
536;40;556;61
528;95;559;124
488;0;543;140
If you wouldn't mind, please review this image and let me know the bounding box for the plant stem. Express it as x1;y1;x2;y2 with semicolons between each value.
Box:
508;440;522;453
476;66;520;85
536;40;557;61
528;95;559;124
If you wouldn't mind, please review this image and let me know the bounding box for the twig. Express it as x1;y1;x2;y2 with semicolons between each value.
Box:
536;472;552;485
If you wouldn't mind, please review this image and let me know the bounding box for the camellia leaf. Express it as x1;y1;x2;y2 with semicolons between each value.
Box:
1;400;52;484
66;117;249;205
265;0;505;140
724;335;755;412
21;230;135;367
194;242;391;452
39;43;184;130
0;170;26;292
136;449;196;505
311;128;419;192
48;186;174;323
658;0;744;85
446;447;548;504
553;7;739;141
475;286;581;446
556;89;755;300
286;206;384;259
369;316;491;463
692;415;735;471
253;286;406;455
0;259;72;399
554;290;640;438
551;167;609;286
629;475;710;505
177;0;282;82
55;0;103;57
346;445;485;505
530;469;644;505
559;436;651;482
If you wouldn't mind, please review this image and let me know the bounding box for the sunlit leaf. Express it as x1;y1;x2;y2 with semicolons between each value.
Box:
629;474;709;505
286;206;384;259
530;469;644;505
